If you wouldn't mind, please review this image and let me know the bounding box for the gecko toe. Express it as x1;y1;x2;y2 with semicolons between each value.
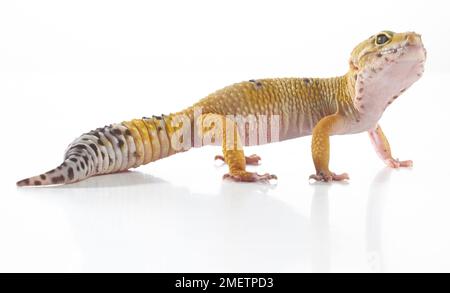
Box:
223;171;276;183
215;154;262;166
309;172;349;182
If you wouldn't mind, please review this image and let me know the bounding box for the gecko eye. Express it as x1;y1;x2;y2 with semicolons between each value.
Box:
376;34;390;45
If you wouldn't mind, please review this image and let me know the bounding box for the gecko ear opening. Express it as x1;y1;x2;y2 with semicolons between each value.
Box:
349;59;359;71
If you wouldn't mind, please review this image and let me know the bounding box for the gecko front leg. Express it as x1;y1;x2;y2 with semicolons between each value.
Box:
310;114;349;182
368;125;413;168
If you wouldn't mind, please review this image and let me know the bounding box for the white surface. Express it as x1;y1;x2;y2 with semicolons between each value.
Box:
1;0;450;273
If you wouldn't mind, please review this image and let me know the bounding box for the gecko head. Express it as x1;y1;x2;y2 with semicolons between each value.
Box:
348;31;426;112
349;31;426;74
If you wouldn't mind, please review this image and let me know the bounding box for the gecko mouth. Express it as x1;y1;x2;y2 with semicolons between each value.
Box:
379;42;426;60
379;45;406;55
358;43;414;64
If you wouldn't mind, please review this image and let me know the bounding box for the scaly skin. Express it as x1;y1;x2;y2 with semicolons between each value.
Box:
17;31;426;186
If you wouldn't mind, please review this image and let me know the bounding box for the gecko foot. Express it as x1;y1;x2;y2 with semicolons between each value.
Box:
215;154;261;165
385;158;413;168
223;171;277;183
309;171;349;182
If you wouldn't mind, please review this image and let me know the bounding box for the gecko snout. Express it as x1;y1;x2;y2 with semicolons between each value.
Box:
405;32;423;46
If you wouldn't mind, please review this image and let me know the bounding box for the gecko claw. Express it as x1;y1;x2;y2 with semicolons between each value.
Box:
214;155;226;166
309;172;349;182
223;171;277;183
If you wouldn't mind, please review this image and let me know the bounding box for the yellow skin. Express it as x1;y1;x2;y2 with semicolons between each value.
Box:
188;31;426;182
17;31;426;186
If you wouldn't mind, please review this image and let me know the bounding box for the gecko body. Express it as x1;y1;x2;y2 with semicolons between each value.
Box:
17;31;426;186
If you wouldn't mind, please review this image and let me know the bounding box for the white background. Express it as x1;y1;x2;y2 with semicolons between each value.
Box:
1;0;449;272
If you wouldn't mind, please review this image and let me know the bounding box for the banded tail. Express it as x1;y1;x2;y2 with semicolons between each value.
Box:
16;113;191;187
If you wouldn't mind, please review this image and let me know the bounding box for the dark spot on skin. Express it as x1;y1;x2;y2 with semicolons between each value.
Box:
354;74;357;80
118;140;125;148
393;48;397;53
157;127;162;132
377;53;382;58
69;158;78;163
90;131;100;138
356;97;362;101
125;129;132;136
393;95;399;99
359;88;364;93
371;68;377;74
76;167;80;171
47;169;56;174
356;119;360;123
98;139;104;146
133;152;138;158
34;180;42;186
40;174;46;180
400;88;407;93
360;105;365;109
303;78;311;84
62;162;67;167
112;128;122;136
68;168;74;180
57;166;62;170
51;176;65;184
70;151;83;157
388;101;392;105
89;143;98;154
76;145;88;151
249;79;262;89
384;57;390;62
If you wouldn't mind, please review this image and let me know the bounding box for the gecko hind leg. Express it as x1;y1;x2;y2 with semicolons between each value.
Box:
214;154;261;165
199;113;275;183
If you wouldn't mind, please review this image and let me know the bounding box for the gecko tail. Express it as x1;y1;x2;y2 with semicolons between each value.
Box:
16;159;85;187
17;114;187;187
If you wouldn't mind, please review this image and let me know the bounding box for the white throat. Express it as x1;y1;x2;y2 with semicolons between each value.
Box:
351;43;426;132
